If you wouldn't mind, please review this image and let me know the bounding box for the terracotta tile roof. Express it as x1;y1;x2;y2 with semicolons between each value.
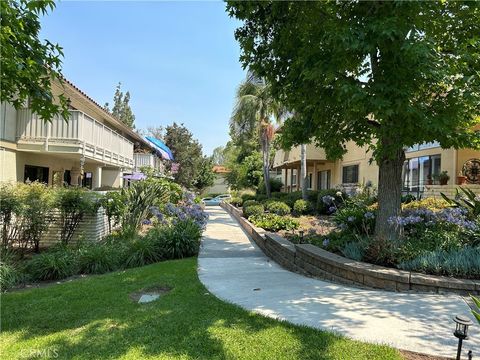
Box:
212;165;230;174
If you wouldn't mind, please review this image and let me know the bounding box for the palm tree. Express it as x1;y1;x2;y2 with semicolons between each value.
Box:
231;74;284;197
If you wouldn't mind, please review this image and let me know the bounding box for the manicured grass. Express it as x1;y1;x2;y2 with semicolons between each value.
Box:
1;258;402;360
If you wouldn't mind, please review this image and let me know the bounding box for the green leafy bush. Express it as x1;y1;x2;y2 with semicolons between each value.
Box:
123;237;164;268
154;219;202;259
55;188;101;245
77;243;121;274
249;213;299;231
334;203;375;236
0;261;23;292
0;184;22;248
341;242;365;261
398;247;480;279
243;204;265;218
27;246;78;281
442;187;480;217
99;191;127;233
242;199;259;211
241;193;256;202
229;197;243;207
293;199;312;215
257;178;283;194
265;201;291;215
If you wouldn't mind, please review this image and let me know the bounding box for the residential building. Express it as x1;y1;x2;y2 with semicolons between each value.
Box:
203;165;230;195
273;132;480;196
0;78;166;188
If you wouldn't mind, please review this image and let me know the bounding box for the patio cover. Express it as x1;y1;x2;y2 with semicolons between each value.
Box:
122;172;147;181
145;136;174;161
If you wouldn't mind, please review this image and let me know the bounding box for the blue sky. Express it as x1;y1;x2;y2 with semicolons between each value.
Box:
40;1;245;155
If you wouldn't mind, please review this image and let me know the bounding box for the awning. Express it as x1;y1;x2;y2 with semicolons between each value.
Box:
145;136;174;161
123;172;147;181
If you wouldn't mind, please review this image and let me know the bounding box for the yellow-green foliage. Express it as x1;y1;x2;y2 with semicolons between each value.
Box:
402;198;450;212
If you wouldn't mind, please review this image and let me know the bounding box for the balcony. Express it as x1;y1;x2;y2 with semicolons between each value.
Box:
273;143;328;169
16;109;134;168
134;153;164;174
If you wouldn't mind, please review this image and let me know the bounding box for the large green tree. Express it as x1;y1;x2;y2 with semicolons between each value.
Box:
164;122;208;190
231;74;285;197
227;1;480;240
1;0;69;121
105;82;135;128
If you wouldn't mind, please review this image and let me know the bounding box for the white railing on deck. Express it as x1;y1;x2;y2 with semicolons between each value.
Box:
16;109;134;167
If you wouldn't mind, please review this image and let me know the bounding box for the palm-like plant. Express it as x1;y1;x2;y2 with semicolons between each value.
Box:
231;73;284;197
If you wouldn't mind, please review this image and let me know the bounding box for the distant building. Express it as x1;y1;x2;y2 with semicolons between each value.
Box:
203;165;230;195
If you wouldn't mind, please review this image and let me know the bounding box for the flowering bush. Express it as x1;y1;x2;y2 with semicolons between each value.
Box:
317;189;346;214
150;191;209;230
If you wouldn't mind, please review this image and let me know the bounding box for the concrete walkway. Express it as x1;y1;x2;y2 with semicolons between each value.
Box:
198;207;479;358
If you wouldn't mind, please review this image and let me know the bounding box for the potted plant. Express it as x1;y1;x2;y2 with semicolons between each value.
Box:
438;171;450;185
426;175;433;185
456;171;467;185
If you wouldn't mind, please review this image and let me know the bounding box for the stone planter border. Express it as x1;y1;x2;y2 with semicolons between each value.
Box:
221;202;480;295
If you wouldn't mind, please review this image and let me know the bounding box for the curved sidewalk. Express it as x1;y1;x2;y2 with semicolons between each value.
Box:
198;207;479;358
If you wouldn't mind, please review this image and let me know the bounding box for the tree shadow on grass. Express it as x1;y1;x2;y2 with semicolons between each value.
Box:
1;259;399;360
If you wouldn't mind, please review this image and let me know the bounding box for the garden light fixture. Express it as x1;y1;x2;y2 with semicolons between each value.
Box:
453;315;473;360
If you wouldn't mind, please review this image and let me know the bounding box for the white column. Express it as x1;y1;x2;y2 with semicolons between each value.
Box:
93;166;102;189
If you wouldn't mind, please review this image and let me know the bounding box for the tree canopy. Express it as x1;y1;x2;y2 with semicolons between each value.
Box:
105;82;136;128
1;0;69;121
227;1;480;239
164;122;213;191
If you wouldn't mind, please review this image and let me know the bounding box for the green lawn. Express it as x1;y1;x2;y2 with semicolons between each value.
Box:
1;258;402;360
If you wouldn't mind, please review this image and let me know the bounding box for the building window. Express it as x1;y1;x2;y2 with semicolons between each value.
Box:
82;172;93;189
403;154;441;191
318;170;331;190
342;165;359;184
308;173;313;189
291;169;297;186
24;165;49;184
406;142;440;153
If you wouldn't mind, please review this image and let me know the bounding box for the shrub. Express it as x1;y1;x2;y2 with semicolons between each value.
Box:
0;184;22;248
155;219;202;259
265;201;291;216
77;243;121;274
334;203;375;236
123;237;164;268
55;188;101;245
317;189;347;214
20;183;54;252
244;204;265;218
27;246;78;281
230;197;243;207
0;254;24;292
341;242;365;261
249;213;299;232
257;178;283;194
402;197;449;212
442;187;480;217
122;178;171;231
398;247;480;279
241;193;256;202
293;199;312;215
99;191;127;233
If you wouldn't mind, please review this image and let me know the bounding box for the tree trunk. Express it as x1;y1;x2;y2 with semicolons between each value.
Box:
374;147;406;240
300;143;308;200
262;132;271;198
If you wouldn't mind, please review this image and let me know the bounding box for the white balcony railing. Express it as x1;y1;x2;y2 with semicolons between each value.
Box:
16;109;134;168
134;153;164;173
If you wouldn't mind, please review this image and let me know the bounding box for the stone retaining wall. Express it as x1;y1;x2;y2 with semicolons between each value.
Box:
221;202;480;295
